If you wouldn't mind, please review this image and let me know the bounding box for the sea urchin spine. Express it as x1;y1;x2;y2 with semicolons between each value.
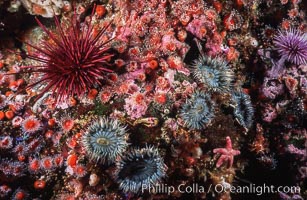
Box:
22;5;114;103
274;28;307;65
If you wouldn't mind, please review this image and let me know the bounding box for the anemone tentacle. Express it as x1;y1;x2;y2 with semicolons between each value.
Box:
180;91;215;130
191;56;234;93
82;117;129;164
231;91;254;129
115;146;167;193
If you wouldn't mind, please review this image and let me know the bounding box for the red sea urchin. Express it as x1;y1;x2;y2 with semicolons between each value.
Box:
22;6;114;103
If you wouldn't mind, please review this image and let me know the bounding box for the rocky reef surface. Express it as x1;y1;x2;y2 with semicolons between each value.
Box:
0;0;306;199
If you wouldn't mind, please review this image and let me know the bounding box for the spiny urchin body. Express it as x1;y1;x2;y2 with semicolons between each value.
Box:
23;7;114;103
231;91;254;129
191;56;234;92
115;146;167;193
180;91;215;130
274;28;307;65
82;117;129;164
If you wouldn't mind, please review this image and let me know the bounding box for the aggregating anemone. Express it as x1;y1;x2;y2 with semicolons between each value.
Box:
231;91;254;129
82;117;129;164
115;146;167;193
180;91;215;130
191;56;234;93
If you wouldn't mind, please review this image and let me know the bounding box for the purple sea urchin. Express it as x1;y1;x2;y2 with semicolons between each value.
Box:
180;91;215;130
191;56;234;92
231;91;254;129
22;7;114;103
82;117;129;164
115;146;167;193
274;28;307;65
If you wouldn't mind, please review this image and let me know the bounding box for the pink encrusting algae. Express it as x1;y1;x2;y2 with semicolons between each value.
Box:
0;0;306;199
